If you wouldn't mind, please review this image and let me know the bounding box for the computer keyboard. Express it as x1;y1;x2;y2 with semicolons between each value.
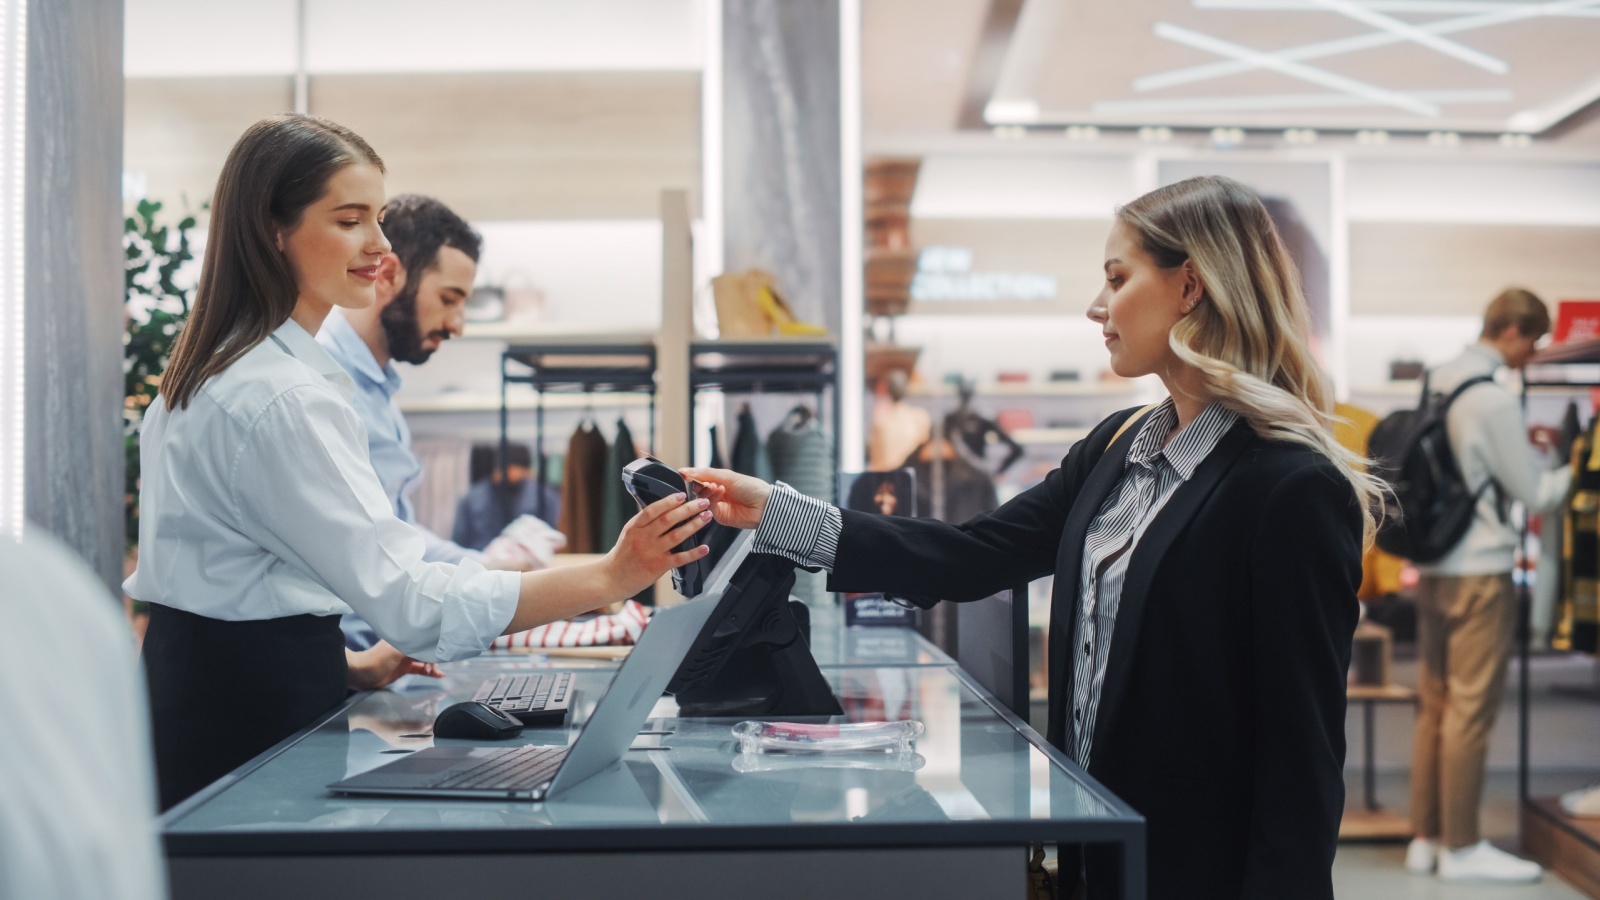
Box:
429;745;567;791
472;672;572;725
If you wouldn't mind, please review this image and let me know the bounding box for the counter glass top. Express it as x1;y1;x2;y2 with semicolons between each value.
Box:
163;633;1137;853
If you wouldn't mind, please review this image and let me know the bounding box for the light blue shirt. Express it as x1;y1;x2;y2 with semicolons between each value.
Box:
317;311;475;566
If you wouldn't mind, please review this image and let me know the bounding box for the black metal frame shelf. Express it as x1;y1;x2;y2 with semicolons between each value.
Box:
499;341;658;520
1518;370;1600;865
688;340;840;499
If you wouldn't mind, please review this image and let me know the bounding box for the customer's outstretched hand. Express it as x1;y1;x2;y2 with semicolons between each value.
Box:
680;467;772;530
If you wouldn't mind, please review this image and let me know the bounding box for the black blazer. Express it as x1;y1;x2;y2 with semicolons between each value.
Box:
828;406;1362;900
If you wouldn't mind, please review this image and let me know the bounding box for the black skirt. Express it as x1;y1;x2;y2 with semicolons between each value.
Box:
143;604;348;811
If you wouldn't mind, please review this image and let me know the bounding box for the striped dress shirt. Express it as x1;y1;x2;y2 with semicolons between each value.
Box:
1067;398;1237;766
750;399;1239;767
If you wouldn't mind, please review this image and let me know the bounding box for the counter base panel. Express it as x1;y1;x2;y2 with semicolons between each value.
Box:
168;846;1021;900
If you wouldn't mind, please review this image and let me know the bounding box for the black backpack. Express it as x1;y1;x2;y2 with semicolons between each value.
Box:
1369;374;1498;563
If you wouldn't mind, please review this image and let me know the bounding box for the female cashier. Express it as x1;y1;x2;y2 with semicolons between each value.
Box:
124;114;711;811
688;176;1375;900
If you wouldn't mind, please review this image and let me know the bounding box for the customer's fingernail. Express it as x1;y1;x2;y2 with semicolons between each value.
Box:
674;493;686;502
700;510;713;521
697;498;710;509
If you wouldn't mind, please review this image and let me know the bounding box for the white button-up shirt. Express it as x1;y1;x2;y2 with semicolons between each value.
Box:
123;318;519;663
316;311;475;565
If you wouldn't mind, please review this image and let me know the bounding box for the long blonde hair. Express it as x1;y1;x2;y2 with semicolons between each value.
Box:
1117;175;1381;543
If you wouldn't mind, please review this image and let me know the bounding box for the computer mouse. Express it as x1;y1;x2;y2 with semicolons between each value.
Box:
432;700;525;740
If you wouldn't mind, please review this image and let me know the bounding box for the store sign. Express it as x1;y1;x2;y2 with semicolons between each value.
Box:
911;246;1057;303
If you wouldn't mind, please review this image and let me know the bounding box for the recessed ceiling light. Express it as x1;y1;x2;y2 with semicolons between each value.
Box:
1210;127;1245;146
1426;130;1461;147
1498;132;1533;148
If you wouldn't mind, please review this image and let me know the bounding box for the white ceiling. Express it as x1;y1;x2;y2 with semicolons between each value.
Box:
124;0;706;77
864;0;1600;142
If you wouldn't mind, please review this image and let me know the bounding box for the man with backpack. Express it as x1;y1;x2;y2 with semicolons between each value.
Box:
1402;289;1570;883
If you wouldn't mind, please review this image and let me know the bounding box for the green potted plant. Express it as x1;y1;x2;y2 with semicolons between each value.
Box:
123;198;198;625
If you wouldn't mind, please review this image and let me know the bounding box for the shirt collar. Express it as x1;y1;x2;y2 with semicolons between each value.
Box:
1126;396;1240;481
316;310;402;398
272;317;357;393
1464;342;1506;368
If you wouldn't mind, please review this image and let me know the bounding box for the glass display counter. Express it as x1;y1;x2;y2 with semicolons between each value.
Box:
161;629;1144;900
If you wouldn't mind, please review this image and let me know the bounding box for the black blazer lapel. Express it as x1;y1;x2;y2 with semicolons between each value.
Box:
1047;427;1140;750
1086;420;1256;767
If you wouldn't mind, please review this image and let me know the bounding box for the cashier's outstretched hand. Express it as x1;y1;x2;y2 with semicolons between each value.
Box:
679;468;771;530
604;492;714;597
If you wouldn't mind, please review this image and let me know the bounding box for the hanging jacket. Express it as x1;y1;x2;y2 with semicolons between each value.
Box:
558;423;609;554
731;406;772;481
599;418;640;549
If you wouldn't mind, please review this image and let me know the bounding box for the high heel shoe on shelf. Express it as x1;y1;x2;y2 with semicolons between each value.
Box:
710;269;828;339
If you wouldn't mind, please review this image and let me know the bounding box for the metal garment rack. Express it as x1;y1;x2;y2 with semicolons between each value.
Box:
499;341;658;521
688;340;839;500
1517;365;1599;817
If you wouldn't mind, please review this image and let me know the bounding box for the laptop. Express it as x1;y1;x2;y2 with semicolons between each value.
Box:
328;528;755;802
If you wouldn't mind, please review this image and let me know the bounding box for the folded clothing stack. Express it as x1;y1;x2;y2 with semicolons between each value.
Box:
490;599;651;650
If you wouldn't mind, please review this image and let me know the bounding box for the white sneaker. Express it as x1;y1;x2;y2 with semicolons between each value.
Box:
1561;782;1600;818
1436;840;1543;883
1404;837;1438;874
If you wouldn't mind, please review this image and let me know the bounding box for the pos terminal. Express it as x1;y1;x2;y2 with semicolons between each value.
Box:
621;457;841;718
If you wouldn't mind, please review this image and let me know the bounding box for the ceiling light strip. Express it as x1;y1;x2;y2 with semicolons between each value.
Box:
1139;0;1600;93
1305;0;1507;73
1091;88;1511;115
1151;23;1441;115
1195;0;1600;14
0;0;23;541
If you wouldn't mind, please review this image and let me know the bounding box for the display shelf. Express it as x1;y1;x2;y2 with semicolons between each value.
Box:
1012;427;1092;447
909;381;1136;399
1518;364;1600;876
399;391;651;415
1347;380;1423;397
461;321;658;343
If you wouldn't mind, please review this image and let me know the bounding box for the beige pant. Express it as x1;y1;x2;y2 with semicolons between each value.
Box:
1408;572;1516;848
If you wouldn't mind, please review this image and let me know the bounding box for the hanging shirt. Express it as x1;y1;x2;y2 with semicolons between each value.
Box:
1;530;166;900
316;310;476;564
124;318;520;663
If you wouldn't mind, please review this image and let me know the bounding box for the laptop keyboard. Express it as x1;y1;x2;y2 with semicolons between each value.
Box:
473;672;572;723
429;745;568;791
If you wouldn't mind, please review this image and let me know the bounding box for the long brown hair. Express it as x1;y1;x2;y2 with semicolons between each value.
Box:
1117;175;1383;543
161;114;385;410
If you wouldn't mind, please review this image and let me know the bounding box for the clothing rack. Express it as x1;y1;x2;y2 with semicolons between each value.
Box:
689;340;839;499
499;340;658;520
1517;360;1600;876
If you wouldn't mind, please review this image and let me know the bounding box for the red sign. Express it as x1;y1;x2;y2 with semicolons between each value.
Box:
1553;300;1600;344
